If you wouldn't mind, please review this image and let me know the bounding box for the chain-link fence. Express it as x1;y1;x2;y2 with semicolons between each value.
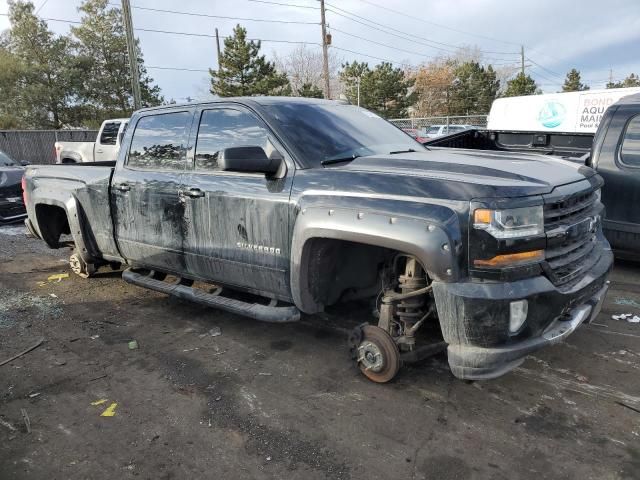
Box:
0;130;98;165
388;115;488;132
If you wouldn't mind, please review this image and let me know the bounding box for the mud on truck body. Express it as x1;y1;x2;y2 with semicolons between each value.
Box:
23;98;613;383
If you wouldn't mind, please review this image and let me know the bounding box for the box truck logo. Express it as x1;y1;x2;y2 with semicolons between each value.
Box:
538;101;566;128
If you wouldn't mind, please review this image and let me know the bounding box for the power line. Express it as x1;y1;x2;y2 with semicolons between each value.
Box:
355;0;521;47
526;58;564;79
326;2;519;56
120;4;319;25
326;8;519;64
245;0;319;9
136;27;322;45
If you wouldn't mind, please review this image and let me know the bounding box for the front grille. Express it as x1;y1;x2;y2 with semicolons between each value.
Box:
543;188;600;289
0;200;26;220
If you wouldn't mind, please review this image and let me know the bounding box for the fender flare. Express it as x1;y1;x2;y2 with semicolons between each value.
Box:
290;205;463;314
32;193;96;265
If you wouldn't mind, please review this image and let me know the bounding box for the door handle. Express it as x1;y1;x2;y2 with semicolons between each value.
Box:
181;187;205;198
96;149;104;153
115;183;130;192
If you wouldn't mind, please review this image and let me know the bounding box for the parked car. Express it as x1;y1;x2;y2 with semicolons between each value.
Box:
55;118;129;163
24;97;612;383
588;93;640;260
424;124;474;138
401;128;428;143
0;150;27;224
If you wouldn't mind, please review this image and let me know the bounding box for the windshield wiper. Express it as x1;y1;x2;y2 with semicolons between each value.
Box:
389;149;417;155
321;154;361;166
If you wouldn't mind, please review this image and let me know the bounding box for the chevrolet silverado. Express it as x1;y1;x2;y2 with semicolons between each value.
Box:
23;98;612;383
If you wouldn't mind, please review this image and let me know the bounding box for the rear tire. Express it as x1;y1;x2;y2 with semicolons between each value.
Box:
69;252;96;278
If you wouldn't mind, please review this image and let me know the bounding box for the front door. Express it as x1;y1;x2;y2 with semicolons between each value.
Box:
94;120;122;162
180;106;294;299
111;109;194;273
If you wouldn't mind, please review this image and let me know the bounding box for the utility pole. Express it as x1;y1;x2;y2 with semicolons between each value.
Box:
215;28;222;70
356;76;360;107
122;0;141;110
319;0;331;99
520;45;525;77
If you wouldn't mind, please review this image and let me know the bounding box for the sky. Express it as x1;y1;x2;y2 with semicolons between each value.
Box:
1;0;640;103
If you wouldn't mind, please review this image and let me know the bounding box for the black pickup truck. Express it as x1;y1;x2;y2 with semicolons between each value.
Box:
23;97;612;383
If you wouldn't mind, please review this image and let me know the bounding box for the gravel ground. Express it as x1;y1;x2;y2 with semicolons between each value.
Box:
0;225;639;480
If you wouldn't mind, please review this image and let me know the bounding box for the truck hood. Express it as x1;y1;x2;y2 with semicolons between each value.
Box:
339;148;596;198
0;166;24;198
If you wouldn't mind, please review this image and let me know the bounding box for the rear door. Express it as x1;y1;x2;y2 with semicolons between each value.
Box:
111;109;194;273
94;121;122;162
180;105;294;298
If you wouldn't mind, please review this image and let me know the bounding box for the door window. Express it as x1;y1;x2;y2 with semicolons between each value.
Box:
100;122;121;145
127;112;191;170
620;115;640;167
195;108;269;171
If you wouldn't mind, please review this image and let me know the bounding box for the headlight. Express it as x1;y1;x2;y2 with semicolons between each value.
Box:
473;205;544;239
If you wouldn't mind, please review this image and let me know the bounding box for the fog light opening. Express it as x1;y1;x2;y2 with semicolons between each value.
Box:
509;300;528;334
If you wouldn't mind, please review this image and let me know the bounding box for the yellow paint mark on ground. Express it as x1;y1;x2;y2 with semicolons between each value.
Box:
91;399;108;406
100;403;118;417
47;273;69;282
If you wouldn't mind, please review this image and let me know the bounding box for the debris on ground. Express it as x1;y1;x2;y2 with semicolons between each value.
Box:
100;403;118;417
199;326;221;338
49;293;57;298
47;273;69;282
91;399;108;406
21;408;31;434
90;335;100;340
612;313;640;323
128;340;139;350
0;418;17;432
0;338;45;367
28;393;41;399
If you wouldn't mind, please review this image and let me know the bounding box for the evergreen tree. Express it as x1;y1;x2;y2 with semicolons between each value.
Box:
72;0;162;122
503;72;540;97
562;68;589;92
210;25;289;97
340;61;414;117
607;73;640;89
298;82;323;98
5;1;82;128
449;62;499;115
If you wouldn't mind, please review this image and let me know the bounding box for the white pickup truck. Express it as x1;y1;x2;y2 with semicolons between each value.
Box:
55;118;129;164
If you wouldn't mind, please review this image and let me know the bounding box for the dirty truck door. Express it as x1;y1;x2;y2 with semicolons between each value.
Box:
111;110;194;272
181;106;293;298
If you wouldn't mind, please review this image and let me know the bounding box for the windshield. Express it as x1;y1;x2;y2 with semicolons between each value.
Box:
426;126;441;134
264;103;424;167
0;151;18;167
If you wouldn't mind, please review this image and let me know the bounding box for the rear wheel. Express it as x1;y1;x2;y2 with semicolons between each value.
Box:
356;325;401;383
69;252;96;278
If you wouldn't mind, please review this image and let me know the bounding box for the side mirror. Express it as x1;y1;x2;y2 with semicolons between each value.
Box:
20;160;30;166
219;146;282;175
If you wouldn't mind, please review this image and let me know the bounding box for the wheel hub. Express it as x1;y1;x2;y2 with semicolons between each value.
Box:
357;340;384;372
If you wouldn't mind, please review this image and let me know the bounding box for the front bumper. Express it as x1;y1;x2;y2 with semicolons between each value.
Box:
432;247;613;380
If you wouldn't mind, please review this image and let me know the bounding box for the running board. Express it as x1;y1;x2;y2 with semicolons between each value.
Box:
122;268;300;323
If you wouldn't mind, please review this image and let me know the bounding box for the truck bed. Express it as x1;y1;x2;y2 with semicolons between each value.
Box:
423;129;593;163
24;163;119;260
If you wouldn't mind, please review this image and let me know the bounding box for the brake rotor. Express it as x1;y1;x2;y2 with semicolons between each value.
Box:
356;325;401;383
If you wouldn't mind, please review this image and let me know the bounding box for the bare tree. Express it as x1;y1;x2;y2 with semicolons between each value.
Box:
273;45;342;97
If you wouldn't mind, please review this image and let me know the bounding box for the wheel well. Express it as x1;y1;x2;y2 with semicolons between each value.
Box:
61;158;77;164
302;238;399;309
35;204;70;248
